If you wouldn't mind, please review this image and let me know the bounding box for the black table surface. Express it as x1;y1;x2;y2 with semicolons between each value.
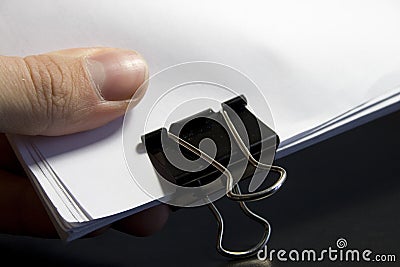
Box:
1;110;399;267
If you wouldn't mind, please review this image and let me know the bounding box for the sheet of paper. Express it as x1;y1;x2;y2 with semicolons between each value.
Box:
2;0;400;224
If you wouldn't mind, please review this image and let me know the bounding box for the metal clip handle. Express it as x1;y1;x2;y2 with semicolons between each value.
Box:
167;109;287;259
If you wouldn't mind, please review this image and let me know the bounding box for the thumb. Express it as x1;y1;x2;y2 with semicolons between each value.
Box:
0;47;148;135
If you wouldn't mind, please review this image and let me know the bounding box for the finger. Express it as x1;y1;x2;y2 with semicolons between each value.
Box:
0;169;170;237
112;204;171;237
0;134;24;174
0;47;148;136
0;170;57;237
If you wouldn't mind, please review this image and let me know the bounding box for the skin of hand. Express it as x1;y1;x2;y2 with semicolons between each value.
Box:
0;47;170;238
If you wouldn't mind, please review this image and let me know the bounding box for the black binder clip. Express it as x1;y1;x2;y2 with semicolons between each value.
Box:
142;95;287;259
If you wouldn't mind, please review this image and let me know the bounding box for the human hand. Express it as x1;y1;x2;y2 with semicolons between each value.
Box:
0;47;170;237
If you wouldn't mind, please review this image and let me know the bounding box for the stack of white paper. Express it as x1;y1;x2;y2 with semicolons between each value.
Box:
2;0;400;240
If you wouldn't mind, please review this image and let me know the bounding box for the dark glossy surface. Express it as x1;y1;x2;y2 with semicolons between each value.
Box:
1;110;399;266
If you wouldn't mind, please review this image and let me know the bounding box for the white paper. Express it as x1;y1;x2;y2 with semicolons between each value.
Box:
2;0;400;237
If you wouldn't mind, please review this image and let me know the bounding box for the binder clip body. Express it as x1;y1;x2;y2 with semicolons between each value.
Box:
142;95;287;259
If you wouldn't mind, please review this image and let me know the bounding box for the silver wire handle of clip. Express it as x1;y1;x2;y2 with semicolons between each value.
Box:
167;109;287;259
